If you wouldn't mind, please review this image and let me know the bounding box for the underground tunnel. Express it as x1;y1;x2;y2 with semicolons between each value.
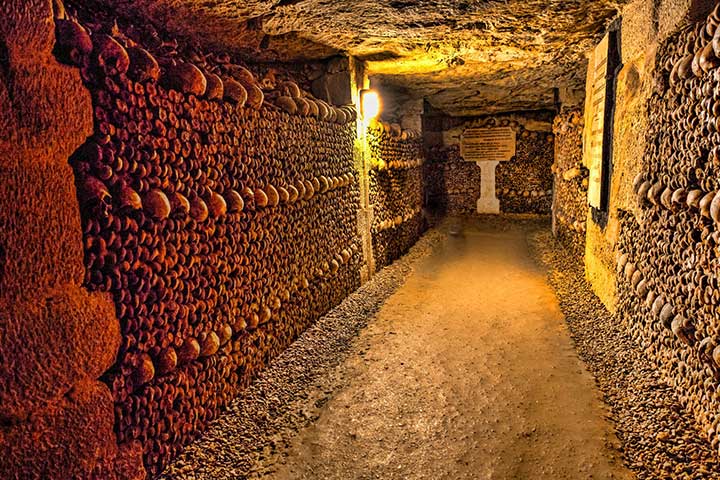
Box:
5;0;720;478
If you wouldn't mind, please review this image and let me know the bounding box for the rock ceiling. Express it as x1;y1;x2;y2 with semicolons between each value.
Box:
88;0;629;115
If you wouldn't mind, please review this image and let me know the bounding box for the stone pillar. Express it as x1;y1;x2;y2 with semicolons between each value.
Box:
313;54;376;282
345;58;376;282
0;1;143;478
475;161;501;214
311;56;353;106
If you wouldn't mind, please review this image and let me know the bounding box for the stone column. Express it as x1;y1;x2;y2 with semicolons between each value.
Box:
312;54;376;283
0;1;143;478
475;161;501;214
347;58;376;282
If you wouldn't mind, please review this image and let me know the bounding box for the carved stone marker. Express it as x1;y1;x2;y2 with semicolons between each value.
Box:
460;127;516;214
584;33;609;209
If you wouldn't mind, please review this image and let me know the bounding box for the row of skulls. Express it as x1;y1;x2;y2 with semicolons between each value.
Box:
616;3;720;456
367;125;426;268
53;9;366;476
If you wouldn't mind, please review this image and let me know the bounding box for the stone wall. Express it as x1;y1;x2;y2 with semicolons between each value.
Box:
0;4;426;479
424;113;554;216
367;121;426;269
615;4;720;455
585;0;720;459
0;1;144;478
551;108;588;252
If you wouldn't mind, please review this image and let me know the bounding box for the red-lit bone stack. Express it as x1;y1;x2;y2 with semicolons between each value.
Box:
367;121;426;269
616;5;720;455
55;16;361;476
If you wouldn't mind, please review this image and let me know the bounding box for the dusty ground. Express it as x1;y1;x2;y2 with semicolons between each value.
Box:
163;217;720;480
530;229;720;480
273;217;632;480
159;230;445;480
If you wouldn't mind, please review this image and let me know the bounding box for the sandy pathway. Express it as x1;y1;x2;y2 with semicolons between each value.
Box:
274;220;633;480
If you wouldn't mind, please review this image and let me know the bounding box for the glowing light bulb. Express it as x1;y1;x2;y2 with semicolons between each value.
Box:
361;89;381;119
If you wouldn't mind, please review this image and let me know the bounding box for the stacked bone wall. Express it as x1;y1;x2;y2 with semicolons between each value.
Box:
615;7;720;455
367;122;426;269
552;108;588;251
424;145;481;215
50;12;362;477
424;114;554;215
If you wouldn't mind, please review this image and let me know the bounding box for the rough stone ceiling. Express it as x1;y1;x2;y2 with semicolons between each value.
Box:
91;0;629;115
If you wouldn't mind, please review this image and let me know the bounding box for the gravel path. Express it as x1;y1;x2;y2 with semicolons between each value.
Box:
159;230;444;480
528;228;720;480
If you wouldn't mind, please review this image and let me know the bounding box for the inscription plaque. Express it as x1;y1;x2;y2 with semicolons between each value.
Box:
461;127;516;163
586;33;609;209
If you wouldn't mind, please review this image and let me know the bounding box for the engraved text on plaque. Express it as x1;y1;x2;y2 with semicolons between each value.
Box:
460;127;516;163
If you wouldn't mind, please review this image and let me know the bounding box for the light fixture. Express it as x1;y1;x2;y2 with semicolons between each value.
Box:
360;89;381;119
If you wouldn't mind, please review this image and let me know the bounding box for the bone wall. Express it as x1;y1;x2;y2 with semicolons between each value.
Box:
607;0;720;458
424;145;482;215
0;4;428;478
367;121;426;269
424;113;554;216
551;108;588;251
581;0;710;311
68;25;362;478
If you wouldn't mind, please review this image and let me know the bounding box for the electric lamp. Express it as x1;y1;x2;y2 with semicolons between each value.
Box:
360;89;381;119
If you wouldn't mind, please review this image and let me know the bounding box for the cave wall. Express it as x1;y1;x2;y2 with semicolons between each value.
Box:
0;1;144;478
582;0;714;311
367;121;426;270
551;108;588;253
585;0;720;457
0;3;426;479
424;112;554;216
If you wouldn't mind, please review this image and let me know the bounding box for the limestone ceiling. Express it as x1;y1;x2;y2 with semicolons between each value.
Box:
87;0;629;115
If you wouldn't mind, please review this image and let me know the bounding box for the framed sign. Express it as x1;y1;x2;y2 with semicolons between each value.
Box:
586;34;609;209
584;23;620;214
460;127;516;163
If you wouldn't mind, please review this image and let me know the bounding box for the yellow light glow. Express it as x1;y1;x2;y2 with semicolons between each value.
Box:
361;90;381;119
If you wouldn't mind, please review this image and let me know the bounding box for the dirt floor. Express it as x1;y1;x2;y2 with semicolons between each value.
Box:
272;218;633;480
163;216;720;479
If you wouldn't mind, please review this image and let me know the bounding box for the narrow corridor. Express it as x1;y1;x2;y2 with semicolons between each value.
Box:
8;2;720;478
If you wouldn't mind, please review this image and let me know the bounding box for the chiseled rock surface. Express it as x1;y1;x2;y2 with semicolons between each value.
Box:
86;0;629;114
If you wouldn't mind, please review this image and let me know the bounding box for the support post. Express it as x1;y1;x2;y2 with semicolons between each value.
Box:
350;58;375;283
475;161;501;214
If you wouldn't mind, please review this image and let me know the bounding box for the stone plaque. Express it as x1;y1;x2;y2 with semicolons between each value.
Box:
586;33;609;209
461;127;516;162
